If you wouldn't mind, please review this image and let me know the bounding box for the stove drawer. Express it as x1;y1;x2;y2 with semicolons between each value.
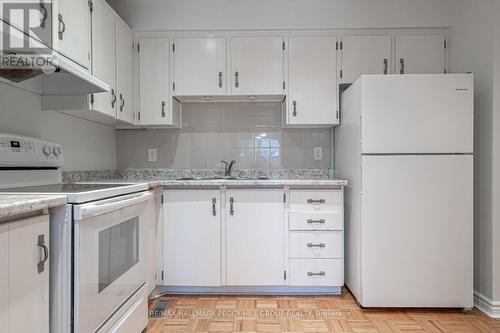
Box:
290;232;343;259
289;259;343;286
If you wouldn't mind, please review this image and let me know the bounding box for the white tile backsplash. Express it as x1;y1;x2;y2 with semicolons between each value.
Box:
116;102;333;170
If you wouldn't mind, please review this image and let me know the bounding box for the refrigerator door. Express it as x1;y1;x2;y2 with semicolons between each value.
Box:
360;155;473;307
361;74;473;154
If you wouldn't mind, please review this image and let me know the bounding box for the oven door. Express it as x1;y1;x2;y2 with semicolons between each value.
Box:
73;191;152;333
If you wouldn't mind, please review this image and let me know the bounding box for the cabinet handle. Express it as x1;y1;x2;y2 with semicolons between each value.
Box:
383;58;388;75
39;1;48;28
119;93;124;112
218;71;223;88
37;234;49;273
212;198;217;216
307;199;325;204
111;89;117;108
400;58;405;74
234;71;239;88
307;243;325;248
229;197;234;215
58;13;66;40
307;271;326;276
161;101;166;117
307;219;326;224
292;100;297;117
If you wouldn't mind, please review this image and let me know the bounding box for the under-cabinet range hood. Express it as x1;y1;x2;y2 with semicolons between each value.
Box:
0;21;109;95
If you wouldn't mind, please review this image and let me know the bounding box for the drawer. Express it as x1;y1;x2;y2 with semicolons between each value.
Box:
289;259;343;286
290;190;342;212
289;212;342;231
290;232;343;259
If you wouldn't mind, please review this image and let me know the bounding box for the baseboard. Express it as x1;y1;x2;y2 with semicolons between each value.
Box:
163;286;342;295
474;291;500;318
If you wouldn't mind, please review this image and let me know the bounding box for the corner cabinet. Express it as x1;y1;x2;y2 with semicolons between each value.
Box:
225;189;285;286
230;36;285;96
286;35;339;127
0;214;50;333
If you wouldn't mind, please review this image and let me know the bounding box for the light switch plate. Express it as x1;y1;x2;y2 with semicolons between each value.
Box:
314;147;323;160
148;148;157;162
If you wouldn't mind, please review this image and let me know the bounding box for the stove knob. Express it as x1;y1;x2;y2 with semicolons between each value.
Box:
42;146;52;156
53;146;62;157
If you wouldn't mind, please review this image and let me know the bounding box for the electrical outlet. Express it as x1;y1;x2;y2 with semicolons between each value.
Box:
148;148;157;162
314;147;323;160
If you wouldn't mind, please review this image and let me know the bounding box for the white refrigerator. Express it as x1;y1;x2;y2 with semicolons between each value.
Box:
336;74;473;308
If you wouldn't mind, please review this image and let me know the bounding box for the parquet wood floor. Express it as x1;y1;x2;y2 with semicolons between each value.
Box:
146;289;500;333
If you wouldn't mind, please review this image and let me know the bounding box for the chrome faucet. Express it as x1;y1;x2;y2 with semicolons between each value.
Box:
221;160;236;177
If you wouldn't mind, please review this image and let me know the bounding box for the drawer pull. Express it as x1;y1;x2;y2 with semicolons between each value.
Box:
307;243;325;248
307;219;325;224
307;199;325;204
307;271;326;276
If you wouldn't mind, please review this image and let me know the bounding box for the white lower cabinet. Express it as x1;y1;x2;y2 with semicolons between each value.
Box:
0;214;49;333
288;189;344;287
163;189;221;286
225;189;285;286
161;187;343;290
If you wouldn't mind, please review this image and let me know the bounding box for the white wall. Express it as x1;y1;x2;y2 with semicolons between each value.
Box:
448;0;500;305
108;0;453;31
0;83;116;171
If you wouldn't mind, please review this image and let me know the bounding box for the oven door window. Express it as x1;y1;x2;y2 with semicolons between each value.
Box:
98;217;139;293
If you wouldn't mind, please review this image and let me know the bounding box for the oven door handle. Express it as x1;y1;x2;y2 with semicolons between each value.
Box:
76;192;152;220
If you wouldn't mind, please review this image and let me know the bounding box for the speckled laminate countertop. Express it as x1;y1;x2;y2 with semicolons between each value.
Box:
0;194;67;219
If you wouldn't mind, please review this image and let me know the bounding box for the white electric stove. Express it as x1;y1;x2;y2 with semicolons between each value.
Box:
0;133;151;333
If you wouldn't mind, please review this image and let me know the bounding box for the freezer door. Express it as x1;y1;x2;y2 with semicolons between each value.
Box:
361;74;473;154
360;155;473;307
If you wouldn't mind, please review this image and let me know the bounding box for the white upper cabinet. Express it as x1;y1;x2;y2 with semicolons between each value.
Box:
230;36;285;95
173;37;227;96
395;34;446;74
139;38;171;125
91;0;116;118
164;189;221;286
225;189;285;286
53;0;92;69
341;35;392;83
287;35;338;126
115;18;134;124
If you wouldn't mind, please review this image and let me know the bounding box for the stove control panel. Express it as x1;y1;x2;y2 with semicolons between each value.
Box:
0;134;63;168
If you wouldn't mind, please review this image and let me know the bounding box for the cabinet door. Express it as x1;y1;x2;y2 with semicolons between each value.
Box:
139;38;170;125
54;0;91;69
287;36;338;126
226;189;284;285
230;36;284;95
341;35;392;83
90;0;116;117
0;223;7;333
115;19;134;124
9;215;49;333
164;189;221;286
173;37;226;96
395;34;446;74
